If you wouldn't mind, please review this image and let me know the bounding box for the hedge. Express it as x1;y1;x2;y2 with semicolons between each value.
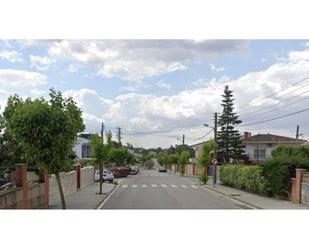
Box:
260;157;295;198
220;164;267;195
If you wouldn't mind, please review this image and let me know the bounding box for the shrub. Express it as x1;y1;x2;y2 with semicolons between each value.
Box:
199;173;208;185
260;156;296;198
220;164;267;195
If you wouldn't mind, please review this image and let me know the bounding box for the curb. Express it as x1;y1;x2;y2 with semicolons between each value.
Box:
95;183;120;209
200;185;262;209
180;174;261;209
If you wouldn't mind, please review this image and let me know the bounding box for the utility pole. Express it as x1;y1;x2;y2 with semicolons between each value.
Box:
213;112;218;186
182;134;185;145
296;125;299;148
117;127;122;146
101;122;104;142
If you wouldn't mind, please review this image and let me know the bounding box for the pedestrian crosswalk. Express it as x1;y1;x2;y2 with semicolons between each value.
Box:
120;183;199;189
142;174;172;177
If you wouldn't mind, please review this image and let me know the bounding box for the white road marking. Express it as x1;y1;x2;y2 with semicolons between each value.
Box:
190;185;198;189
122;184;128;188
132;184;137;188
161;184;167;188
142;184;147;188
171;184;177;188
181;185;188;188
151;184;158;188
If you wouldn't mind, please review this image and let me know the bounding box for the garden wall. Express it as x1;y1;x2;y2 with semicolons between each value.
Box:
80;166;95;188
301;172;309;205
49;171;77;206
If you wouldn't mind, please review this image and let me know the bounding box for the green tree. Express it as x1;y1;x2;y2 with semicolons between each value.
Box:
178;151;190;176
197;140;214;184
109;148;129;166
3;89;84;209
217;85;244;163
91;133;110;194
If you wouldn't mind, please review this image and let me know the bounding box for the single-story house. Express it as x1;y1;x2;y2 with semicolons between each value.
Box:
189;132;307;163
241;132;307;162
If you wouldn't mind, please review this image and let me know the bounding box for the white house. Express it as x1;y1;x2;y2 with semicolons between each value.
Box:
73;136;92;159
241;132;307;162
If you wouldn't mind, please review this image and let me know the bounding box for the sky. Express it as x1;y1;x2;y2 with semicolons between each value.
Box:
1;39;309;148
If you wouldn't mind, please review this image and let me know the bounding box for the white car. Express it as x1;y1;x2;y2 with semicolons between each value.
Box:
95;169;114;183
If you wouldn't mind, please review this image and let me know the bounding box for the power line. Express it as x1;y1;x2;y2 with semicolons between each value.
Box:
236;74;309;115
240;86;309;121
241;107;309;127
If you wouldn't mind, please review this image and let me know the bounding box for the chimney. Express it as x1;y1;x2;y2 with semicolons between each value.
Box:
244;132;251;139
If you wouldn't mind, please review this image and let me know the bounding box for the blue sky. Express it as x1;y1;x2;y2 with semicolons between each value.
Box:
1;39;309;148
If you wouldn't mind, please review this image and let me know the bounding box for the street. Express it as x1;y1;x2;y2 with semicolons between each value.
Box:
101;169;245;209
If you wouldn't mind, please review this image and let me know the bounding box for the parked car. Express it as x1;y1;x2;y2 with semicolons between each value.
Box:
103;170;114;183
130;166;139;175
95;169;114;183
158;166;167;172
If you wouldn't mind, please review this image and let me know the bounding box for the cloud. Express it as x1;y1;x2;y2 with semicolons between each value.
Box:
59;45;309;147
209;63;225;73
67;64;79;73
155;80;171;90
45;40;248;81
0;69;48;88
0;49;23;63
29;55;53;71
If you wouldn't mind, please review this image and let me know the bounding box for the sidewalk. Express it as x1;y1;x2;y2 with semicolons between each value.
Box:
181;173;309;209
50;182;116;209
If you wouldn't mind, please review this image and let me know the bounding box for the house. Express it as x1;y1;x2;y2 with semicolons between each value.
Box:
73;136;93;160
189;141;207;164
241;132;307;162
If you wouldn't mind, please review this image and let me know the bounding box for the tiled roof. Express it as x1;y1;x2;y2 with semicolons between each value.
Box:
242;133;307;143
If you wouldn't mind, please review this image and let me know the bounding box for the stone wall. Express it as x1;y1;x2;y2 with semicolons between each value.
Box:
80;166;95;188
49;171;77;206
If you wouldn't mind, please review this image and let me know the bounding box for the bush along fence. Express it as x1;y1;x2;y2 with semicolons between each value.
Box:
0;164;95;209
219;163;309;204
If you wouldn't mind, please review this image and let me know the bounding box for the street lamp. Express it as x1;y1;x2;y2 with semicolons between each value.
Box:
203;113;218;187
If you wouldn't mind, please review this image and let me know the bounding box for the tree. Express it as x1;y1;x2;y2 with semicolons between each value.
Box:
91;133;110;194
197;140;214;184
217;85;244;163
3;89;84;209
109;148;129;166
178;151;190;176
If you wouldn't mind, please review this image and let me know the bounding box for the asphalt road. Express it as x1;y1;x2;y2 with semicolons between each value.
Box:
101;169;244;209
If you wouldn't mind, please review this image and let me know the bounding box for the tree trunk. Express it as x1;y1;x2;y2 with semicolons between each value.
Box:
55;172;66;209
99;164;103;194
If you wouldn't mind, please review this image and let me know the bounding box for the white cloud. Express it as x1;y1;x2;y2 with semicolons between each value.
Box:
0;69;47;88
67;64;79;73
58;45;309;148
0;49;23;63
155;80;171;90
29;55;53;71
46;40;248;81
209;63;225;73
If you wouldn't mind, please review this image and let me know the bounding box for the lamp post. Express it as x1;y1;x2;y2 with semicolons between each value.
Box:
204;112;218;187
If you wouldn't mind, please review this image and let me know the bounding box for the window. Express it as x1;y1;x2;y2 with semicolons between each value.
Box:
254;149;266;160
82;144;92;158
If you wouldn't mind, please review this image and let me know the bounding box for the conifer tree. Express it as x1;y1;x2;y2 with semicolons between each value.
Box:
217;85;244;163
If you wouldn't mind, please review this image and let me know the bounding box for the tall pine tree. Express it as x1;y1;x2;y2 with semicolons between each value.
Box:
217;85;244;163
